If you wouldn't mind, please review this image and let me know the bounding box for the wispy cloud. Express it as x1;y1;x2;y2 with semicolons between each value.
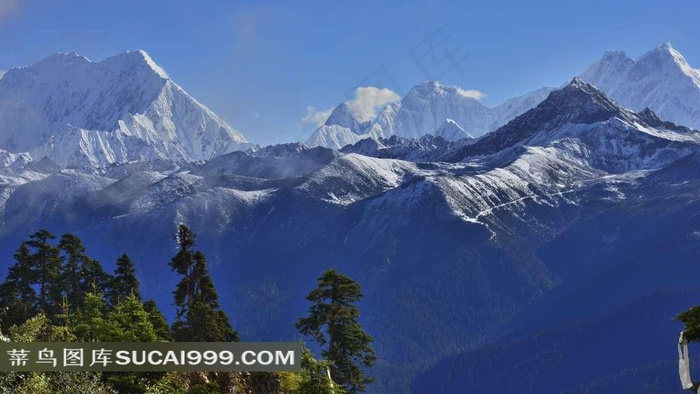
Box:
0;0;23;25
301;86;401;129
0;70;6;79
301;106;334;128
346;87;400;122
455;87;486;100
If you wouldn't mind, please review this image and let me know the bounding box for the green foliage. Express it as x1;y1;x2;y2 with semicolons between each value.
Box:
73;291;107;341
0;230;111;327
0;228;325;394
143;374;188;394
25;230;63;318
108;254;141;306
296;269;376;393
143;299;171;341
103;294;158;342
169;225;239;342
678;305;700;341
58;233;110;311
0;243;38;330
298;347;344;394
0;314;114;394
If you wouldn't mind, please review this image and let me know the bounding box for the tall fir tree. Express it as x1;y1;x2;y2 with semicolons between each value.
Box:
296;269;376;393
58;233;93;310
169;225;238;342
0;243;39;329
25;229;63;318
143;299;171;341
73;291;107;342
108;254;141;306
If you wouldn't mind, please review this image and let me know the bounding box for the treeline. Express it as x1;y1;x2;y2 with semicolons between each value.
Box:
0;225;376;394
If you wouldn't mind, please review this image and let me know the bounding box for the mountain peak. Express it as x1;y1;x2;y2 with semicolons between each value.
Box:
567;77;587;88
410;80;444;96
107;50;169;79
0;49;248;167
599;49;632;64
547;78;621;118
460;81;628;157
323;102;369;135
325;103;356;126
433;118;472;141
639;42;690;67
33;52;91;70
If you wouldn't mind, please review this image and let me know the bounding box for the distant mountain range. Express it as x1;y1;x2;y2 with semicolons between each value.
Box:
0;44;699;393
308;43;700;150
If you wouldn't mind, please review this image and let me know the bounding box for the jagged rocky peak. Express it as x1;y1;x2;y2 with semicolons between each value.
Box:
324;102;368;134
539;77;622;123
632;42;694;75
454;79;629;158
638;107;661;122
407;80;477;100
0;50;249;168
411;80;443;96
250;142;312;158
434;119;473;141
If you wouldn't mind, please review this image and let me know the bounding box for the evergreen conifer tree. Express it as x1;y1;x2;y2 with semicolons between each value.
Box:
296;269;376;393
107;254;141;306
25;230;62;317
0;243;39;329
143;299;171;341
168;225;238;342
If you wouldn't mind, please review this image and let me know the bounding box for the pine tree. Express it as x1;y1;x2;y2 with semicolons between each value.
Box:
103;294;158;342
25;230;62;317
107;254;141;306
79;258;110;297
169;225;238;342
56;233;111;313
296;269;376;393
0;244;38;329
143;299;171;341
73;291;106;342
296;347;340;394
58;233;91;309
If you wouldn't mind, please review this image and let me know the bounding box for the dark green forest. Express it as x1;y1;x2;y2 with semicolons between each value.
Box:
0;225;375;394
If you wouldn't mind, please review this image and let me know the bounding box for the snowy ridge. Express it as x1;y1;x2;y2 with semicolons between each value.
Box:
306;81;555;149
434;118;473;140
0;50;250;168
580;43;700;130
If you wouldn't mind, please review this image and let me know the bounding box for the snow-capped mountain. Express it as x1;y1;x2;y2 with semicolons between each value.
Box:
0;50;250;168
579;43;700;130
308;43;700;152
306;81;555;149
366;80;496;139
3;45;700;394
433;118;472;140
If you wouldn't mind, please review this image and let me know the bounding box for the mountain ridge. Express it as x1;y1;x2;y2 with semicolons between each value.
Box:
0;50;250;168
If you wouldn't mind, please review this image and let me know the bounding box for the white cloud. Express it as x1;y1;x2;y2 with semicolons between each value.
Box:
345;87;400;122
301;106;334;128
301;86;400;129
0;70;6;79
0;0;22;24
455;87;486;100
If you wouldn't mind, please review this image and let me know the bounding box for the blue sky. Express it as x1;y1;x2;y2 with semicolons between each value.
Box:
1;0;698;145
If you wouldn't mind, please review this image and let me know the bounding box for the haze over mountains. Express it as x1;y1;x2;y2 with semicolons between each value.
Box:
0;44;699;393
